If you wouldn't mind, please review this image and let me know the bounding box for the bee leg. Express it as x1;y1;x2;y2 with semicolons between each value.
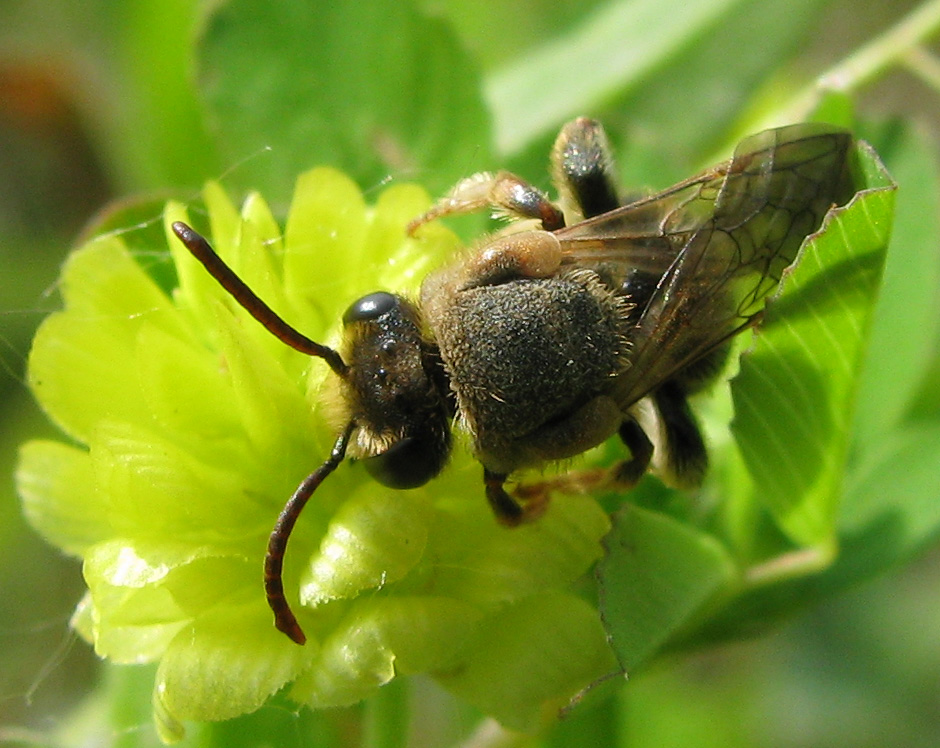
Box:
407;171;565;235
482;395;622;510
551;117;620;220
457;230;563;289
613;418;655;486
651;381;708;489
484;468;531;526
419;230;564;329
672;343;731;396
423;230;563;300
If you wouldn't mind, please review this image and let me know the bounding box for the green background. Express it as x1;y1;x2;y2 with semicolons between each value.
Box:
2;0;940;745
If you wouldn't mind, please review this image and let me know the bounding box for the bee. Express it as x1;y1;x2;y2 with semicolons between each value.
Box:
172;118;855;644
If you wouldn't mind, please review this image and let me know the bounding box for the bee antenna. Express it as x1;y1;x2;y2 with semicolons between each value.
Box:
171;221;348;377
263;422;353;645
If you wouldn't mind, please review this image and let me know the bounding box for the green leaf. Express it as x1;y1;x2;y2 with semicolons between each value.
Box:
438;0;607;69
109;0;219;189
832;423;940;588
691;421;940;645
195;0;492;203
853;123;940;447
201;697;348;748
598;137;898;659
730;140;896;547
597;504;737;671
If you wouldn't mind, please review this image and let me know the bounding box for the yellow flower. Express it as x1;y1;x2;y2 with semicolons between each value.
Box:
17;168;615;742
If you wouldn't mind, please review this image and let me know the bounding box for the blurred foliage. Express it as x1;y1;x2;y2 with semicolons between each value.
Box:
2;0;940;746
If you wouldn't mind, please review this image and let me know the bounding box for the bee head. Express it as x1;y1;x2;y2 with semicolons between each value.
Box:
340;291;452;489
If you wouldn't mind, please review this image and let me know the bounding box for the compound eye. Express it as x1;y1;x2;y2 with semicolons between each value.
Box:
343;292;399;324
362;437;444;489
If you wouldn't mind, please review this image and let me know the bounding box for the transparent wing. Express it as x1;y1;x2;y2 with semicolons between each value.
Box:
555;123;856;407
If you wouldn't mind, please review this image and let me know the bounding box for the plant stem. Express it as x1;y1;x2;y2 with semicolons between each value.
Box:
902;45;940;92
822;0;940;90
773;0;940;124
743;546;833;588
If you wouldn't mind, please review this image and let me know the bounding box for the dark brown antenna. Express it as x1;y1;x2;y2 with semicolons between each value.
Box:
171;222;348;376
264;424;353;644
172;221;354;645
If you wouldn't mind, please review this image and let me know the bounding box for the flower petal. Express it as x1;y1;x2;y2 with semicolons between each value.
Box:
134;322;244;444
88;420;270;542
299;485;431;606
17;440;109;555
293;595;483;708
18;167;618;740
28;236;191;443
427;488;611;605
437;592;617;732
83;539;256;663
155;599;310;733
283;167;368;327
367;183;454;293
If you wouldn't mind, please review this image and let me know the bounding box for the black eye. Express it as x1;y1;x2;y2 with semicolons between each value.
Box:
343;292;399;324
363;436;447;489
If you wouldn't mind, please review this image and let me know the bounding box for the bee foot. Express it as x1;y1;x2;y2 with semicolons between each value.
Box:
511;484;551;522
611;459;646;488
514;467;609;503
